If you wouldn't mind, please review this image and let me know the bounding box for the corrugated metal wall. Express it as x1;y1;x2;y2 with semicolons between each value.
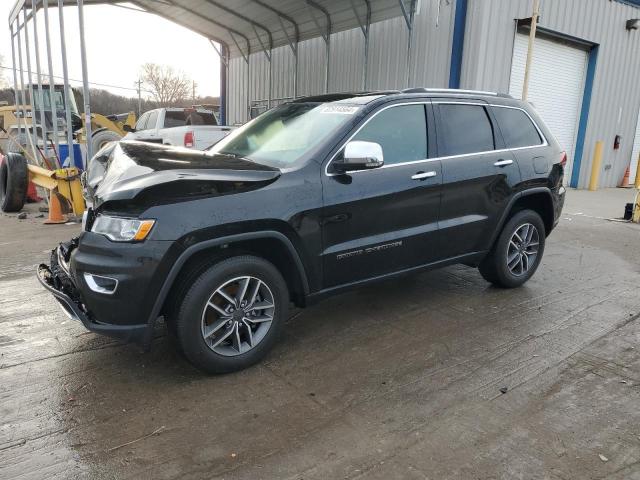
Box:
461;0;640;188
227;0;456;124
227;0;640;188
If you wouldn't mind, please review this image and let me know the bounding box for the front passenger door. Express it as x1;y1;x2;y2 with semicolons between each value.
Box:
321;103;442;288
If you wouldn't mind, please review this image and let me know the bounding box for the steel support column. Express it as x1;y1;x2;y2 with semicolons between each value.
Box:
31;0;48;159
229;31;251;121
307;1;331;93
78;0;92;164
43;0;60;162
399;0;416;88
210;40;229;125
57;0;75;168
23;7;41;162
15;17;38;162
351;0;371;90
203;0;273;109
252;0;300;99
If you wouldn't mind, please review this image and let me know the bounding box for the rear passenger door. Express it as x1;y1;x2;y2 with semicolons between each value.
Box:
434;101;520;260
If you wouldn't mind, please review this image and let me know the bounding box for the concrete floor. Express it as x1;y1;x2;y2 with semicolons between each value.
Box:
1;189;640;480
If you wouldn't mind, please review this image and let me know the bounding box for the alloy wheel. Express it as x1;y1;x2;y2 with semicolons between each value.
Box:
200;276;275;356
506;223;539;277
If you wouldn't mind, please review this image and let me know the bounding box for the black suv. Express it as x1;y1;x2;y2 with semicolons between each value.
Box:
38;89;566;373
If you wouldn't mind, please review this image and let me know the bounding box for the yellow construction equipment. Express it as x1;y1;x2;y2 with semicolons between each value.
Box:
0;84;135;222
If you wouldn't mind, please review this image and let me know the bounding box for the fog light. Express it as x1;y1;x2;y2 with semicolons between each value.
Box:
84;273;118;295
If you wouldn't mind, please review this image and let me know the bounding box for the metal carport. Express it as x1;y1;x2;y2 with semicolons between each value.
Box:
9;0;417;163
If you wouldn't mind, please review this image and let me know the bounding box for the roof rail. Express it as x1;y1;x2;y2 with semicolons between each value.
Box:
401;88;511;98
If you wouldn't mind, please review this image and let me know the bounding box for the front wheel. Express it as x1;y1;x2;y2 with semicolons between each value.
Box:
174;255;289;374
479;209;546;288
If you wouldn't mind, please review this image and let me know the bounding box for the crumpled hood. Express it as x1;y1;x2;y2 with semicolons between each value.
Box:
86;141;280;207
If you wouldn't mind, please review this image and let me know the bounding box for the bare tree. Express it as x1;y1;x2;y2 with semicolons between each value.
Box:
140;63;191;107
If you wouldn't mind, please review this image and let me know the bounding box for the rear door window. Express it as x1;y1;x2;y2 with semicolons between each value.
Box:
492;106;543;148
352;104;427;165
438;104;495;156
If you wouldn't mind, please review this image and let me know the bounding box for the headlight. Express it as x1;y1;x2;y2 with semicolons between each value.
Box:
91;215;155;242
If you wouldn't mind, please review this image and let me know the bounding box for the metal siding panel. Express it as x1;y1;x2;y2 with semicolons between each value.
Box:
411;0;457;88
298;37;327;96
630;110;640;183
330;28;365;92
462;0;640;188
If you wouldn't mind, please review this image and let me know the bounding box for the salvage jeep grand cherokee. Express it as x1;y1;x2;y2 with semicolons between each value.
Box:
38;89;566;373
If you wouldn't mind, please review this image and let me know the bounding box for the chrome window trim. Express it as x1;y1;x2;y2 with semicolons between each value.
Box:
325;101;430;177
489;103;548;149
324;101;548;178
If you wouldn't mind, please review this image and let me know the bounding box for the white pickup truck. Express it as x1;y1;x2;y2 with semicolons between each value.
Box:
123;107;233;150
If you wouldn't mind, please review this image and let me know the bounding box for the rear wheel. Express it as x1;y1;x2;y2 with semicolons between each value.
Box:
0;153;28;212
174;255;289;373
479;209;546;288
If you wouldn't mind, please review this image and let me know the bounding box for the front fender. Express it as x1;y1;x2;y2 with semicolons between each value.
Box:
147;231;310;325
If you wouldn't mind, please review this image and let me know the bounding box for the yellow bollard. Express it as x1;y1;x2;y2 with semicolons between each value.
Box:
588;141;604;191
634;153;640;189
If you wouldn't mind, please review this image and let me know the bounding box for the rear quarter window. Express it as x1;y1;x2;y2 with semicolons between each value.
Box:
492;106;543;148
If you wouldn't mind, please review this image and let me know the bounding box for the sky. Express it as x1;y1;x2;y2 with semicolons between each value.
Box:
0;2;222;99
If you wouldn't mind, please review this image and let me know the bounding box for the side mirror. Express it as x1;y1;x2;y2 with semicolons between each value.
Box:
122;124;135;133
334;141;384;173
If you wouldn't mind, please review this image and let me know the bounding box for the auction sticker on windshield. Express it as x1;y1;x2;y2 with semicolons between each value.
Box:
319;105;360;115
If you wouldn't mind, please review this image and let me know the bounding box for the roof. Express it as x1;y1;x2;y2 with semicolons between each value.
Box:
129;0;406;58
10;1;406;58
291;89;513;104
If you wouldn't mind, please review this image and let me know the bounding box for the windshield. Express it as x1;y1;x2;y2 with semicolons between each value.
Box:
207;102;360;168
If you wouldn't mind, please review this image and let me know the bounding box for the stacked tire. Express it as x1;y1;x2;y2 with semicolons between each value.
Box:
0;153;28;212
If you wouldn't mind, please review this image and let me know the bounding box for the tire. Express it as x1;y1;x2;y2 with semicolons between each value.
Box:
478;209;546;288
90;130;121;156
0;153;28;213
174;255;289;374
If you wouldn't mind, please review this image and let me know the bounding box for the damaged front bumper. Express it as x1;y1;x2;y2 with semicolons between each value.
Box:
37;244;154;346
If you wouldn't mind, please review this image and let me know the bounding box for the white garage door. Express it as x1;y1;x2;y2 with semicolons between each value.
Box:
509;33;588;184
629;109;640;185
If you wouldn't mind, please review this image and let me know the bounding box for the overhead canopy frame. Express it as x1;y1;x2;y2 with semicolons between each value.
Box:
9;0;412;129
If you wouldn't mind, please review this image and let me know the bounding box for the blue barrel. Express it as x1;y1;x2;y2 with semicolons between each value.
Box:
58;143;85;170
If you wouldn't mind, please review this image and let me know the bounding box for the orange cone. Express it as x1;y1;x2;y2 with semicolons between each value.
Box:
44;191;68;224
619;166;632;188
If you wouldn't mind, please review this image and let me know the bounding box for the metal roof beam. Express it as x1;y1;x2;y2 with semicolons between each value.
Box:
130;0;229;48
252;0;300;50
306;0;331;93
307;0;331;43
202;0;273;53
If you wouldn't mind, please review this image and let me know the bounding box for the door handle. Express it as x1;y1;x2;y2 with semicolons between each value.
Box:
494;159;514;167
411;171;437;180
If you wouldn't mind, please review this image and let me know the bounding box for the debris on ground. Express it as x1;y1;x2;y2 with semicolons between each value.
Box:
599;454;609;462
499;387;508;394
106;426;166;453
17;212;27;219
